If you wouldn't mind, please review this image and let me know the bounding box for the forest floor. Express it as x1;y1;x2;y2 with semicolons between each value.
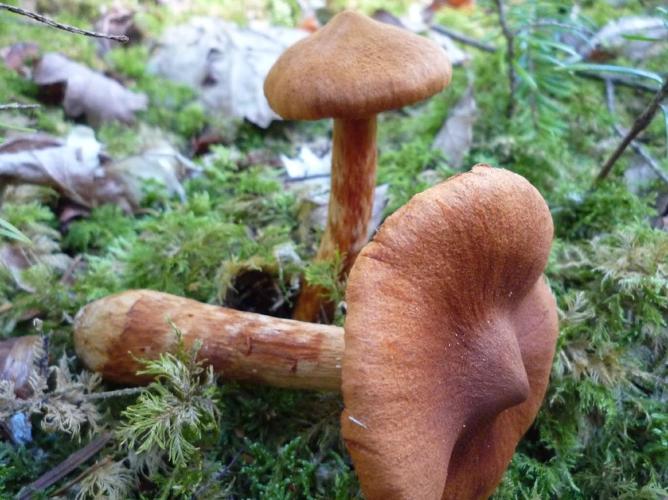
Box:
0;0;667;498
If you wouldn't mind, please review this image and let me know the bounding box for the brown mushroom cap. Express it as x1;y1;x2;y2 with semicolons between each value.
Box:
340;165;558;499
264;10;452;120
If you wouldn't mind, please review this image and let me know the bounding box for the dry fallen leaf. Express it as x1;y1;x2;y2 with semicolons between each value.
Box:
0;335;47;399
94;6;142;56
281;145;331;179
585;16;668;61
106;139;198;205
148;17;307;128
0;126;192;211
33;53;147;126
1;42;40;78
432;86;477;168
0;126;132;210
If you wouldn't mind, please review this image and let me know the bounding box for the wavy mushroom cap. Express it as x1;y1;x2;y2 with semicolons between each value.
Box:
341;165;558;499
264;10;451;120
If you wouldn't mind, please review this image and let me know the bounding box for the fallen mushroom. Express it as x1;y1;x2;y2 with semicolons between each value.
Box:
264;10;452;322
74;290;343;391
74;165;558;498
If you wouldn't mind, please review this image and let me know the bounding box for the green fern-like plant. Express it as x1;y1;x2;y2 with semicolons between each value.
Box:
117;330;220;469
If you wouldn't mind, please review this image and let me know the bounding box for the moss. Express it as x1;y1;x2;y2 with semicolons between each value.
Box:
0;9;98;67
63;204;136;252
1;1;667;498
552;181;655;240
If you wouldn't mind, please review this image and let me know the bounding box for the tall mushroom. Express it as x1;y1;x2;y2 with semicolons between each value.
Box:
74;166;557;498
264;10;452;322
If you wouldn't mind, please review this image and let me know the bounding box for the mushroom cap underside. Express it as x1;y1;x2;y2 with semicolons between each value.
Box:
341;165;558;499
264;10;452;120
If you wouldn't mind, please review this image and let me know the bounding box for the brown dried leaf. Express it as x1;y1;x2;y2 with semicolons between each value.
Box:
94;6;142;56
0;335;47;398
0;42;40;77
432;86;477;168
0;127;134;210
585;16;668;61
148;18;306;128
33;53;147;126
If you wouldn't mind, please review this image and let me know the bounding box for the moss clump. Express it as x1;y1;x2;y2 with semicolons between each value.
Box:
1;0;667;498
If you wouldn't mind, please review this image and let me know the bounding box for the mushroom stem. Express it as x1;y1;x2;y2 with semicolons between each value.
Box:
293;117;377;322
74;289;344;391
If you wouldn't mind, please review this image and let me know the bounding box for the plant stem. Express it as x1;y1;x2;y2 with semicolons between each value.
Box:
602;79;668;185
0;3;128;42
494;0;516;118
597;78;668;182
17;432;112;499
0;103;40;111
430;24;497;53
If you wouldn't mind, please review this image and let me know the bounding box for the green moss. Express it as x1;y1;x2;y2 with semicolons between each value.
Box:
63;204;136;252
0;9;98;67
378;139;452;214
552;182;654;240
1;1;667;498
97;122;143;156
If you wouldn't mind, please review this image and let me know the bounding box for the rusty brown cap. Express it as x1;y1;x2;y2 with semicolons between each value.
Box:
264;10;452;120
341;165;558;499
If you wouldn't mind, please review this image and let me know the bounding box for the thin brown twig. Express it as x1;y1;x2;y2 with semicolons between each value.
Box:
597;77;668;182
17;432;113;500
0;103;40;111
430;24;497;53
0;3;129;42
603;79;668;185
51;455;113;497
493;0;516;118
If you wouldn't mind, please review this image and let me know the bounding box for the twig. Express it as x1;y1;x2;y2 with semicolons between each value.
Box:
430;24;497;53
85;386;144;401
604;79;668;185
0;3;128;42
493;0;516;118
17;432;113;500
0;103;40;111
597;77;668;182
51;455;113;497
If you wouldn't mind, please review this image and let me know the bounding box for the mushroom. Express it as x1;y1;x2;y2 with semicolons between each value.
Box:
74;290;343;391
264;10;452;322
340;164;557;499
74;166;557;498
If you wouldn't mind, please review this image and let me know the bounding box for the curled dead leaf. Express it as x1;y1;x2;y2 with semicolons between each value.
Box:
33;53;147;126
433;86;477;168
0;335;47;399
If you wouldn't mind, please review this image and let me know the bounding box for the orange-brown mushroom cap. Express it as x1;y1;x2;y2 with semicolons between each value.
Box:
341;165;558;499
264;10;452;120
